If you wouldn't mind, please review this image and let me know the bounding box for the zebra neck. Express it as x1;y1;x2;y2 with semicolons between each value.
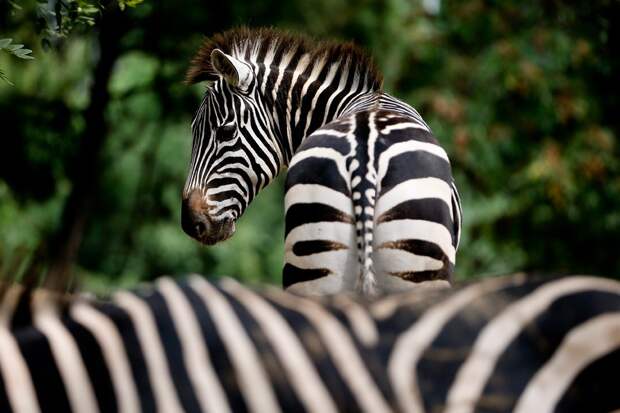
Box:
282;90;381;163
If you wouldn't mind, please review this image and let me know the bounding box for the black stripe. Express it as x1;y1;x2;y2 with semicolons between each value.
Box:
296;60;331;137
417;281;545;413
10;290;32;330
138;290;203;413
283;264;330;288
379;151;452;195
325;303;397;405
94;302;157;412
0;361;13;413
388;263;453;283
178;282;249;413
285;203;353;236
324;63;357;123
15;327;72;411
285;156;350;198
64;316;117;412
374;113;439;145
218;289;306;412
263;296;363;411
289;60;316;149
379;239;446;262
292;240;348;256
297;130;351;155
554;348;620;412
475;291;620;413
378;198;453;228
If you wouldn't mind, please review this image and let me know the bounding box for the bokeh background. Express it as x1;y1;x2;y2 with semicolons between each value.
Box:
1;0;618;291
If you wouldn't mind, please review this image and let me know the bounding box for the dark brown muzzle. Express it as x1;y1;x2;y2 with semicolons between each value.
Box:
181;189;235;245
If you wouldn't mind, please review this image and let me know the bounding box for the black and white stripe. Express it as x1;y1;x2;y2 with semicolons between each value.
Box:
1;274;619;412
182;28;461;295
284;95;461;296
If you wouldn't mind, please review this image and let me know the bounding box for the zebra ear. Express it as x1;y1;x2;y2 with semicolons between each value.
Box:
210;49;253;92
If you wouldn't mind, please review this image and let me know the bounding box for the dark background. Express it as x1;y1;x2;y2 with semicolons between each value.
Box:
1;0;618;292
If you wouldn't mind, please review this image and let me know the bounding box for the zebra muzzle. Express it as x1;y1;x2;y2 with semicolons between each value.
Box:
181;191;236;245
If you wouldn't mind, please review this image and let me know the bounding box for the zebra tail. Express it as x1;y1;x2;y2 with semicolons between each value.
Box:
353;183;378;297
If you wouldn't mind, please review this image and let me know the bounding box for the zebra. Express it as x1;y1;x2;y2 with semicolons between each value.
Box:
1;273;619;412
181;27;462;296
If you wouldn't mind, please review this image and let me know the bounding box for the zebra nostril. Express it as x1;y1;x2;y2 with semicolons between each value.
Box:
195;221;207;237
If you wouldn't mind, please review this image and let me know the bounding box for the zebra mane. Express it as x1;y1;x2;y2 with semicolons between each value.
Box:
185;26;383;90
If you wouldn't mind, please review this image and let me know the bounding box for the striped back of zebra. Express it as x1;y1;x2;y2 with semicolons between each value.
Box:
1;274;619;412
283;94;461;296
181;27;462;296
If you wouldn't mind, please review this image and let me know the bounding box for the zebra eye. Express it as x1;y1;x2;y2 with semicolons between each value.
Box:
217;123;236;141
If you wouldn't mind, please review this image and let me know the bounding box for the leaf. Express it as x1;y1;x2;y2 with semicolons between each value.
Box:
7;0;22;10
0;69;14;86
0;39;12;49
13;49;34;59
6;44;24;51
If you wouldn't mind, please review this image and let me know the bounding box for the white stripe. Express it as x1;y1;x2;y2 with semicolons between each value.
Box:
286;54;312;151
381;121;428;134
375;177;453;220
375;219;456;263
0;328;41;413
114;290;184;413
32;292;100;413
70;302;141;413
331;295;379;347
188;276;282;413
445;277;620;413
304;61;340;137
375;248;444;273
377;141;449;181
313;129;348;138
156;278;232;413
285;184;353;215
285;247;352;271
261;40;276;93
334;70;361;117
285;222;354;252
295;55;327;125
388;274;524;413
221;279;339;413
514;313;620;413
265;290;393;413
322;60;351;125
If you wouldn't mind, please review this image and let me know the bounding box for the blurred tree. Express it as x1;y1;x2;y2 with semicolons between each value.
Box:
0;0;618;291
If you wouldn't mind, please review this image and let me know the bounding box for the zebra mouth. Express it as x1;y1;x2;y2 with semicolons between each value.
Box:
181;196;236;245
197;218;236;245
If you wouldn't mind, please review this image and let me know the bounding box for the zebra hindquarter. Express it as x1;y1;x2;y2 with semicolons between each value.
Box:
372;125;461;293
283;139;359;296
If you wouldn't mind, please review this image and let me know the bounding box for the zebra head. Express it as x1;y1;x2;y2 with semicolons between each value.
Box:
182;48;280;245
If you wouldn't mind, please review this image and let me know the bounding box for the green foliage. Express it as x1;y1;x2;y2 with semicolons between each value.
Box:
117;0;144;11
0;38;34;84
0;38;34;59
0;0;618;290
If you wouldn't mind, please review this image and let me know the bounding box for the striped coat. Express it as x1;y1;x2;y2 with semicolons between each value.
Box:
1;273;619;412
181;28;462;296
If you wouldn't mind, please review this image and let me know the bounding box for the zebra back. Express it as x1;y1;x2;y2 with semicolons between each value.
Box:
1;274;619;412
